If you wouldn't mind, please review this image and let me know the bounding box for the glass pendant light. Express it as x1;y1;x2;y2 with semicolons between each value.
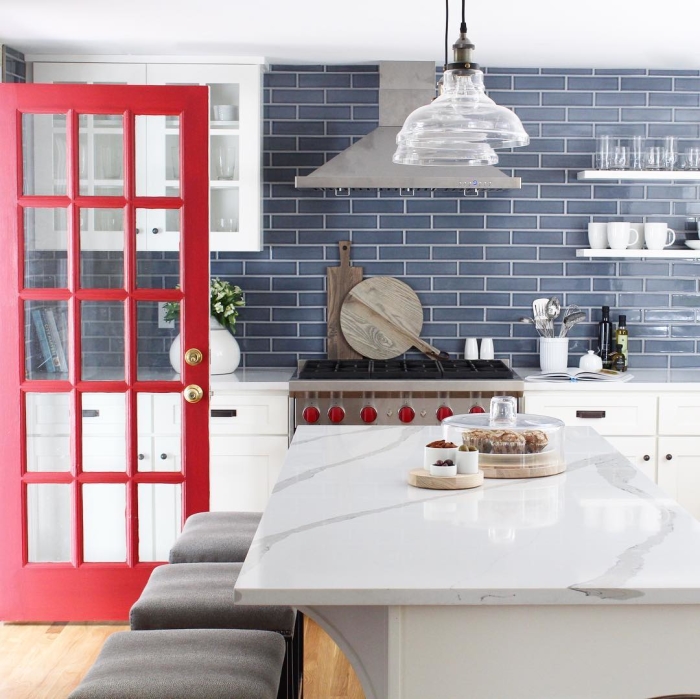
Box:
393;0;530;166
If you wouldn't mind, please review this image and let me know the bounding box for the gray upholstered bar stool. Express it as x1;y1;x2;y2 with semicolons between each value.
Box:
130;562;301;699
169;511;262;563
68;628;285;699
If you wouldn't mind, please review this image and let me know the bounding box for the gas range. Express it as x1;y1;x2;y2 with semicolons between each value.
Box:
290;359;524;427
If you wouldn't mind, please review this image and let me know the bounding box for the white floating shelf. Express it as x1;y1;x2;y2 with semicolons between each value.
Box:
577;170;700;181
576;248;700;258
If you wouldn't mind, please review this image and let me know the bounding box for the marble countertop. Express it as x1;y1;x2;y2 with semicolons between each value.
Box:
211;367;294;392
516;367;700;390
235;425;700;607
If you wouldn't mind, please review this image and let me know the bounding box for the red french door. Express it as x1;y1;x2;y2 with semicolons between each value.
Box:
0;84;210;620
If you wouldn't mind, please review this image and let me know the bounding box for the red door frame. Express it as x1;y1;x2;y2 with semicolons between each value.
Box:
0;84;210;621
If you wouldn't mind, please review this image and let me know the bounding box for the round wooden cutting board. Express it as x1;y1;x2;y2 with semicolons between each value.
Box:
408;469;484;490
339;277;423;360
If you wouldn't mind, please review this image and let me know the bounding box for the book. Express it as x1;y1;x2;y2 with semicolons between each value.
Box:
525;368;634;383
44;307;68;373
31;308;55;373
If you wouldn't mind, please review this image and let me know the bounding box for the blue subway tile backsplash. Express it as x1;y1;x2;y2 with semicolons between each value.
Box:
215;64;700;369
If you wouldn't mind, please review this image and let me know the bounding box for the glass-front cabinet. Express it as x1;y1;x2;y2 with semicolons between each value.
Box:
32;59;263;252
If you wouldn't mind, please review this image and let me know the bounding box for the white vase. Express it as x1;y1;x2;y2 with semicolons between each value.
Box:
169;316;241;375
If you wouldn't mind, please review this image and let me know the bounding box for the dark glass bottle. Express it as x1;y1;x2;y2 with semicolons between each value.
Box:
598;305;614;369
609;343;627;372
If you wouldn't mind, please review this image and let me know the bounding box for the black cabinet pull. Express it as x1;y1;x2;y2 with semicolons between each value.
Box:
211;409;237;418
576;410;606;419
82;409;100;418
643;455;650;461
666;454;673;461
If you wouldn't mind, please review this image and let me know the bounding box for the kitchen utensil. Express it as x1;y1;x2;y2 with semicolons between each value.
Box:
519;316;549;338
532;298;549;325
559;311;586;337
340;277;449;361
544;297;560;336
327;240;363;360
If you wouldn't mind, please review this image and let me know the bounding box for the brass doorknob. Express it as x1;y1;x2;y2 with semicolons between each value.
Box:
184;348;204;366
183;384;204;403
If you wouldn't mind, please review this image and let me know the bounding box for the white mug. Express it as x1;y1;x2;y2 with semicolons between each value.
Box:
587;222;608;249
607;222;639;250
627;222;645;250
644;223;676;250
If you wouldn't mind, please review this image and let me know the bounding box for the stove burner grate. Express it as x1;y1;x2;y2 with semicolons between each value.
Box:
297;358;514;380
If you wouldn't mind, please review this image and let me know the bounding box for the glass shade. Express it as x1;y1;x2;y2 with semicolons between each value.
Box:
393;69;530;166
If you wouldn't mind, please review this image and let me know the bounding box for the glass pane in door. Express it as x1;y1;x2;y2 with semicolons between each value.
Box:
136;301;179;380
82;484;126;562
23;207;68;288
80;301;124;381
25;300;70;380
22;113;68;196
27;483;71;562
137;392;181;473
25;393;71;472
82;393;126;472
138;483;181;562
135;115;180;197
135;208;180;289
78;114;124;196
79;207;124;289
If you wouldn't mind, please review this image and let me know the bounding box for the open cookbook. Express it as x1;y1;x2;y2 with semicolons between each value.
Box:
525;368;634;382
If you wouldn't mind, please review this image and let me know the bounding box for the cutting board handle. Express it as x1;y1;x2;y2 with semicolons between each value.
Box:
339;240;351;267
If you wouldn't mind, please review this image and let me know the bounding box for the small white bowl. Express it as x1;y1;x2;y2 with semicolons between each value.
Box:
456;449;479;475
429;463;457;477
424;446;457;470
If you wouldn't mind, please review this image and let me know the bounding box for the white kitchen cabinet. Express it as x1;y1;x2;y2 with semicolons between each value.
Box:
605;436;657;482
209;390;289;512
657;437;700;519
31;58;263;252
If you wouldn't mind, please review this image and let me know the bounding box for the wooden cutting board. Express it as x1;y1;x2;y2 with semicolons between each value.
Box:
340;277;449;360
327;240;363;360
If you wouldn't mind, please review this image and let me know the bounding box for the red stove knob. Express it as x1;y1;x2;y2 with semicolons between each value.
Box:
436;406;453;421
302;406;320;424
398;406;415;423
328;406;346;424
360;406;378;424
469;405;486;414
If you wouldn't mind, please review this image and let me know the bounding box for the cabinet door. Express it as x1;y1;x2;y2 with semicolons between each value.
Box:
605;436;657;482
658;394;700;436
147;63;262;252
32;62;147;85
524;393;657;436
657;437;700;520
210;436;288;512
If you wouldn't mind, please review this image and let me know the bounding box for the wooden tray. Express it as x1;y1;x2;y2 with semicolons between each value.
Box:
408;468;483;490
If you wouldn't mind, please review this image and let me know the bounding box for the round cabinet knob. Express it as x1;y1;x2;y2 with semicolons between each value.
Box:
398;406;415;423
160;453;167;460
360;406;378;424
138;453;145;461
469;405;486;414
302;406;320;424
643;455;651;461
183;384;204;403
152;227;159;235
328;406;345;424
436;406;453;421
666;454;673;461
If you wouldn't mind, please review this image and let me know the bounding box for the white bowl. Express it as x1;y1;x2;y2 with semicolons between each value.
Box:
429;463;457;477
685;240;700;250
424;446;457;469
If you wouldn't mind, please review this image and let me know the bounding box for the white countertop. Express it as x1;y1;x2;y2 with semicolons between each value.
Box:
516;367;700;390
211;367;294;392
235;425;700;607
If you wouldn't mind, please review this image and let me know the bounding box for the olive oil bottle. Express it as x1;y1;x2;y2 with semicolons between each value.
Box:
615;315;628;367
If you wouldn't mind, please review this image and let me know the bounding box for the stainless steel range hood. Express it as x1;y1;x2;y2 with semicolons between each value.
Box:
295;61;521;192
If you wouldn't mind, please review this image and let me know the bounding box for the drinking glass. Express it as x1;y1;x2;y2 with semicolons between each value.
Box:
611;145;629;170
644;146;664;170
683;147;700;170
215;145;237;180
595;135;612;170
662;136;678;170
630;135;645;171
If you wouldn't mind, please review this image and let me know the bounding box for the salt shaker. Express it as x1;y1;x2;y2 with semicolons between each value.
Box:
479;338;494;360
464;338;479;360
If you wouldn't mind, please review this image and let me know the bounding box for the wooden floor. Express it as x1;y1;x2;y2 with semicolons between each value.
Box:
0;617;364;699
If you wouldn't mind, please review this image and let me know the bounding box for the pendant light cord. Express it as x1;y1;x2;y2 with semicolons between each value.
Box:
444;0;449;69
461;0;467;34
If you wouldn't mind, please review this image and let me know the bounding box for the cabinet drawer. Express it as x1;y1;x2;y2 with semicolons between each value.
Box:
209;394;288;435
524;393;657;435
658;395;700;436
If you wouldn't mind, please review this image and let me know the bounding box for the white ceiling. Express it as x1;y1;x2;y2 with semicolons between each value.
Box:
3;0;700;69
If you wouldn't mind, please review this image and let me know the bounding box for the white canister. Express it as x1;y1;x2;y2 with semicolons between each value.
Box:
539;337;569;373
456;448;479;474
579;350;603;371
479;338;494;360
464;338;479;360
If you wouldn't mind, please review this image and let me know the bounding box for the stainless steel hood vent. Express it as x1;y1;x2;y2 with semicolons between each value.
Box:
295;61;521;192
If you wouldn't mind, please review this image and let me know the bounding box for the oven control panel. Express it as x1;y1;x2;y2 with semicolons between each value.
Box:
292;392;522;427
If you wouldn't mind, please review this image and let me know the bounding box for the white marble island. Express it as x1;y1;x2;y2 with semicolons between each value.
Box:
235;426;700;698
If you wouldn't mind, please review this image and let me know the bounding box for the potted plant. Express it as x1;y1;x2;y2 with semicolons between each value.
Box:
165;278;245;375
